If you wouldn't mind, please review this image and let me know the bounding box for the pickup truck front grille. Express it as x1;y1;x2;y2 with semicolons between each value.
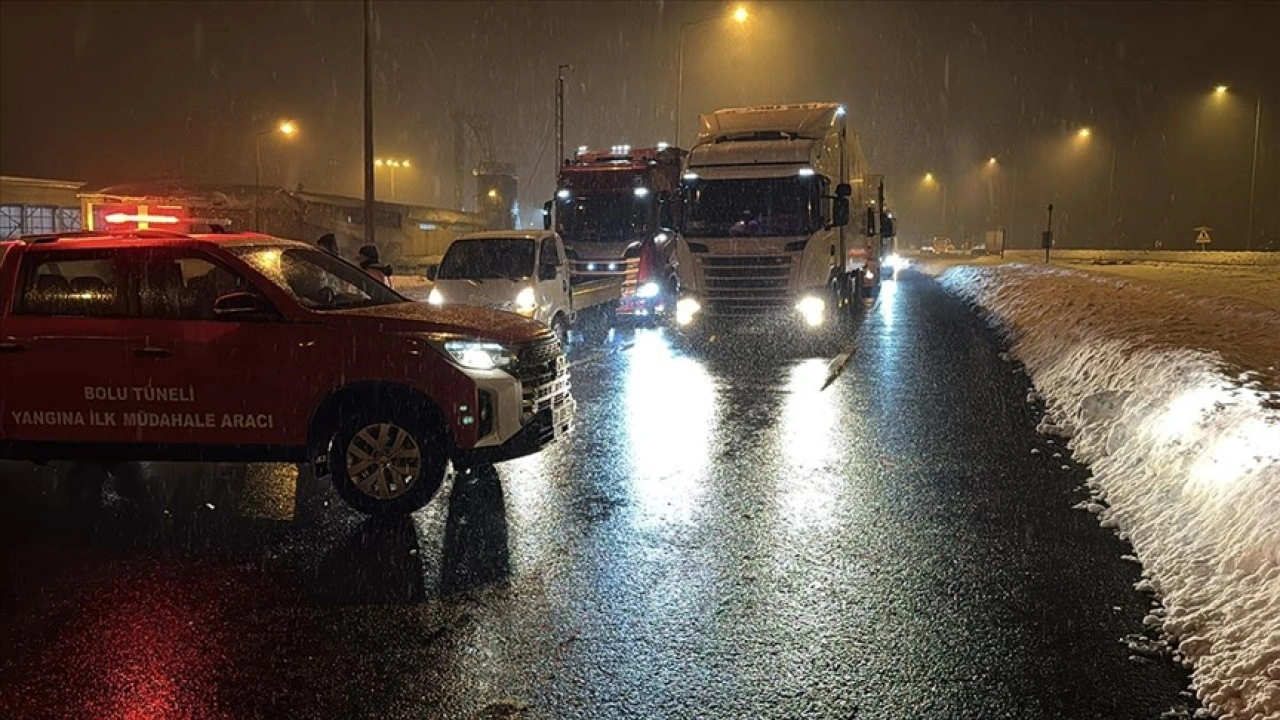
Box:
514;337;570;419
698;254;794;315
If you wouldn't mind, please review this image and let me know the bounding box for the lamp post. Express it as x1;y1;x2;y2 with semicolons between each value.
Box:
923;172;948;232
374;158;410;202
675;5;749;147
1212;85;1263;249
254;120;297;232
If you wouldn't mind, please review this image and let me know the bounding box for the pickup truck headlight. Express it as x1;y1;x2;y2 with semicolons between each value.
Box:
427;287;444;306
636;281;661;299
442;340;515;370
514;286;537;314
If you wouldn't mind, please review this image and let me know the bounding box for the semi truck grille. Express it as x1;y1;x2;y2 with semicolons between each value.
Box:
699;254;793;315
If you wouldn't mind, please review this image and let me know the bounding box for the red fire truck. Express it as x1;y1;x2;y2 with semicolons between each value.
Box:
547;144;685;319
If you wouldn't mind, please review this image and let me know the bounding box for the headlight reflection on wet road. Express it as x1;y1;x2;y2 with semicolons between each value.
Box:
623;330;717;528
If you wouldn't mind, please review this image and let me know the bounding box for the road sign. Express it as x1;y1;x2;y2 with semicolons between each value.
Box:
1194;226;1213;245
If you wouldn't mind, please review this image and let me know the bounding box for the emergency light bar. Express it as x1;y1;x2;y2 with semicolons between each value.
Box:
104;212;182;225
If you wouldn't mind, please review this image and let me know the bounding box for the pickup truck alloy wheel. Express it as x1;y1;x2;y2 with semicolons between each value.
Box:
327;403;447;515
346;423;422;500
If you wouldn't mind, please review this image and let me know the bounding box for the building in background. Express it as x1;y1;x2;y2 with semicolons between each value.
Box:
0;176;85;239
78;181;485;271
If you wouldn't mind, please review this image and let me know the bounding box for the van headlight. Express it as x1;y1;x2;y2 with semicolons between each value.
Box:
440;340;515;370
636;281;661;299
427;287;444;305
796;296;825;327
514;286;537;315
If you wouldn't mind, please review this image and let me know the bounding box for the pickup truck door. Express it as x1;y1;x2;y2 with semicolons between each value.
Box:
0;248;145;445
123;248;330;452
538;236;569;319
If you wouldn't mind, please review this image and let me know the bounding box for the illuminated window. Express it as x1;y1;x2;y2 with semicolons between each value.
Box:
22;206;55;235
0;205;20;239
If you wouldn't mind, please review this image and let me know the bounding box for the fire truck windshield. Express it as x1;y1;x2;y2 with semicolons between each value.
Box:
556;193;653;242
684;176;822;238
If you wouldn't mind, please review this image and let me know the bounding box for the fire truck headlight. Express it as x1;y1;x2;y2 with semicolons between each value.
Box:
676;297;701;326
514;286;537;315
441;340;515;370
796;296;826;327
637;282;661;299
427;287;444;306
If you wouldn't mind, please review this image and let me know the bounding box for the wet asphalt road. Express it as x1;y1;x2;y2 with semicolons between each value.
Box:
0;272;1197;720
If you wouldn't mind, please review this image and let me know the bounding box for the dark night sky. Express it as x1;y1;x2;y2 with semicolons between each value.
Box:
2;0;1277;248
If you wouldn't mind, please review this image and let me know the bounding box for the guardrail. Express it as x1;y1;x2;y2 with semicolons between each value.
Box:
995;249;1280;267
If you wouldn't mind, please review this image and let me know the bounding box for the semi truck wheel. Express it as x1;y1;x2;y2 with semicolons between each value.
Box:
327;404;447;516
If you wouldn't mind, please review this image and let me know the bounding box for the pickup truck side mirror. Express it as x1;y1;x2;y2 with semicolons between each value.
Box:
831;196;850;228
425;264;438;281
213;291;271;320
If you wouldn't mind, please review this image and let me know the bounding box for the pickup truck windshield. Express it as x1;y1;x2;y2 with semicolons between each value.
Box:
556;194;652;242
230;245;404;310
684;176;820;238
438;238;535;280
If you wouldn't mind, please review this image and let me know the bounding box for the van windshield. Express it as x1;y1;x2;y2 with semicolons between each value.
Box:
438;238;535;281
230;245;405;310
684;176;822;237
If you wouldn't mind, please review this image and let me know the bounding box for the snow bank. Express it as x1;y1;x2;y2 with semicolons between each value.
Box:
939;264;1280;720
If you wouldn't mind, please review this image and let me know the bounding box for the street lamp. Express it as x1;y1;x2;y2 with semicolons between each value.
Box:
254;119;298;231
1076;127;1092;140
1210;84;1262;248
374;157;411;202
675;4;750;147
921;172;948;230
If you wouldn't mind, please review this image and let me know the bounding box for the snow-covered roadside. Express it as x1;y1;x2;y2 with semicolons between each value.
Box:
938;264;1280;720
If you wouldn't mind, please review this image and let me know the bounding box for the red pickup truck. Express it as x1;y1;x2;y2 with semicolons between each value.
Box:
0;230;574;515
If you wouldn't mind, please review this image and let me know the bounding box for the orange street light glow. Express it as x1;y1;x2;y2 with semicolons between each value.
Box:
278;120;297;136
733;6;749;23
1077;127;1092;139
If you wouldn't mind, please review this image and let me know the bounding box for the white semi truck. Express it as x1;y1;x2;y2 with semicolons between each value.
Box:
673;103;887;333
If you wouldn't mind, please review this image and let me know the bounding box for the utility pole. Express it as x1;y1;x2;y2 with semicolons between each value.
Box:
1043;203;1054;264
362;0;375;248
1246;93;1261;249
556;64;571;172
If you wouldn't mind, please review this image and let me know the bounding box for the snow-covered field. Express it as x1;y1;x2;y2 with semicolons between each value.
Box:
937;263;1280;720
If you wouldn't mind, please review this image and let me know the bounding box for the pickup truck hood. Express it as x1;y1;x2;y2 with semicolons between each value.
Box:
432;278;525;310
328;301;548;344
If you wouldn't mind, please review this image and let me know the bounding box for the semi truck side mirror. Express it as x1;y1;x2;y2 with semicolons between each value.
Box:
835;183;852;197
542;200;553;230
865;207;876;236
880;215;896;239
831;196;850;228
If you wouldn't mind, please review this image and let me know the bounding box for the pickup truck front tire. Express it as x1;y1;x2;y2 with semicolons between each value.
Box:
327;404;447;515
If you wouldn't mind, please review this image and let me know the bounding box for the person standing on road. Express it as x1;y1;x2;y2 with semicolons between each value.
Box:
358;244;394;287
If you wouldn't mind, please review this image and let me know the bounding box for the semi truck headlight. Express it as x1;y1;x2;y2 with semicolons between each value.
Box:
427;287;444;305
864;269;876;281
637;282;661;299
514;286;537;314
796;296;825;327
676;297;701;326
885;253;908;271
441;340;515;370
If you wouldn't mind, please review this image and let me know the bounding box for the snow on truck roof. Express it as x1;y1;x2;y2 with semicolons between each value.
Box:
696;102;846;143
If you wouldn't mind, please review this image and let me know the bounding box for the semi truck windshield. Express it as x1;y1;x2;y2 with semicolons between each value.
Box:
684;176;821;238
556;194;652;241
